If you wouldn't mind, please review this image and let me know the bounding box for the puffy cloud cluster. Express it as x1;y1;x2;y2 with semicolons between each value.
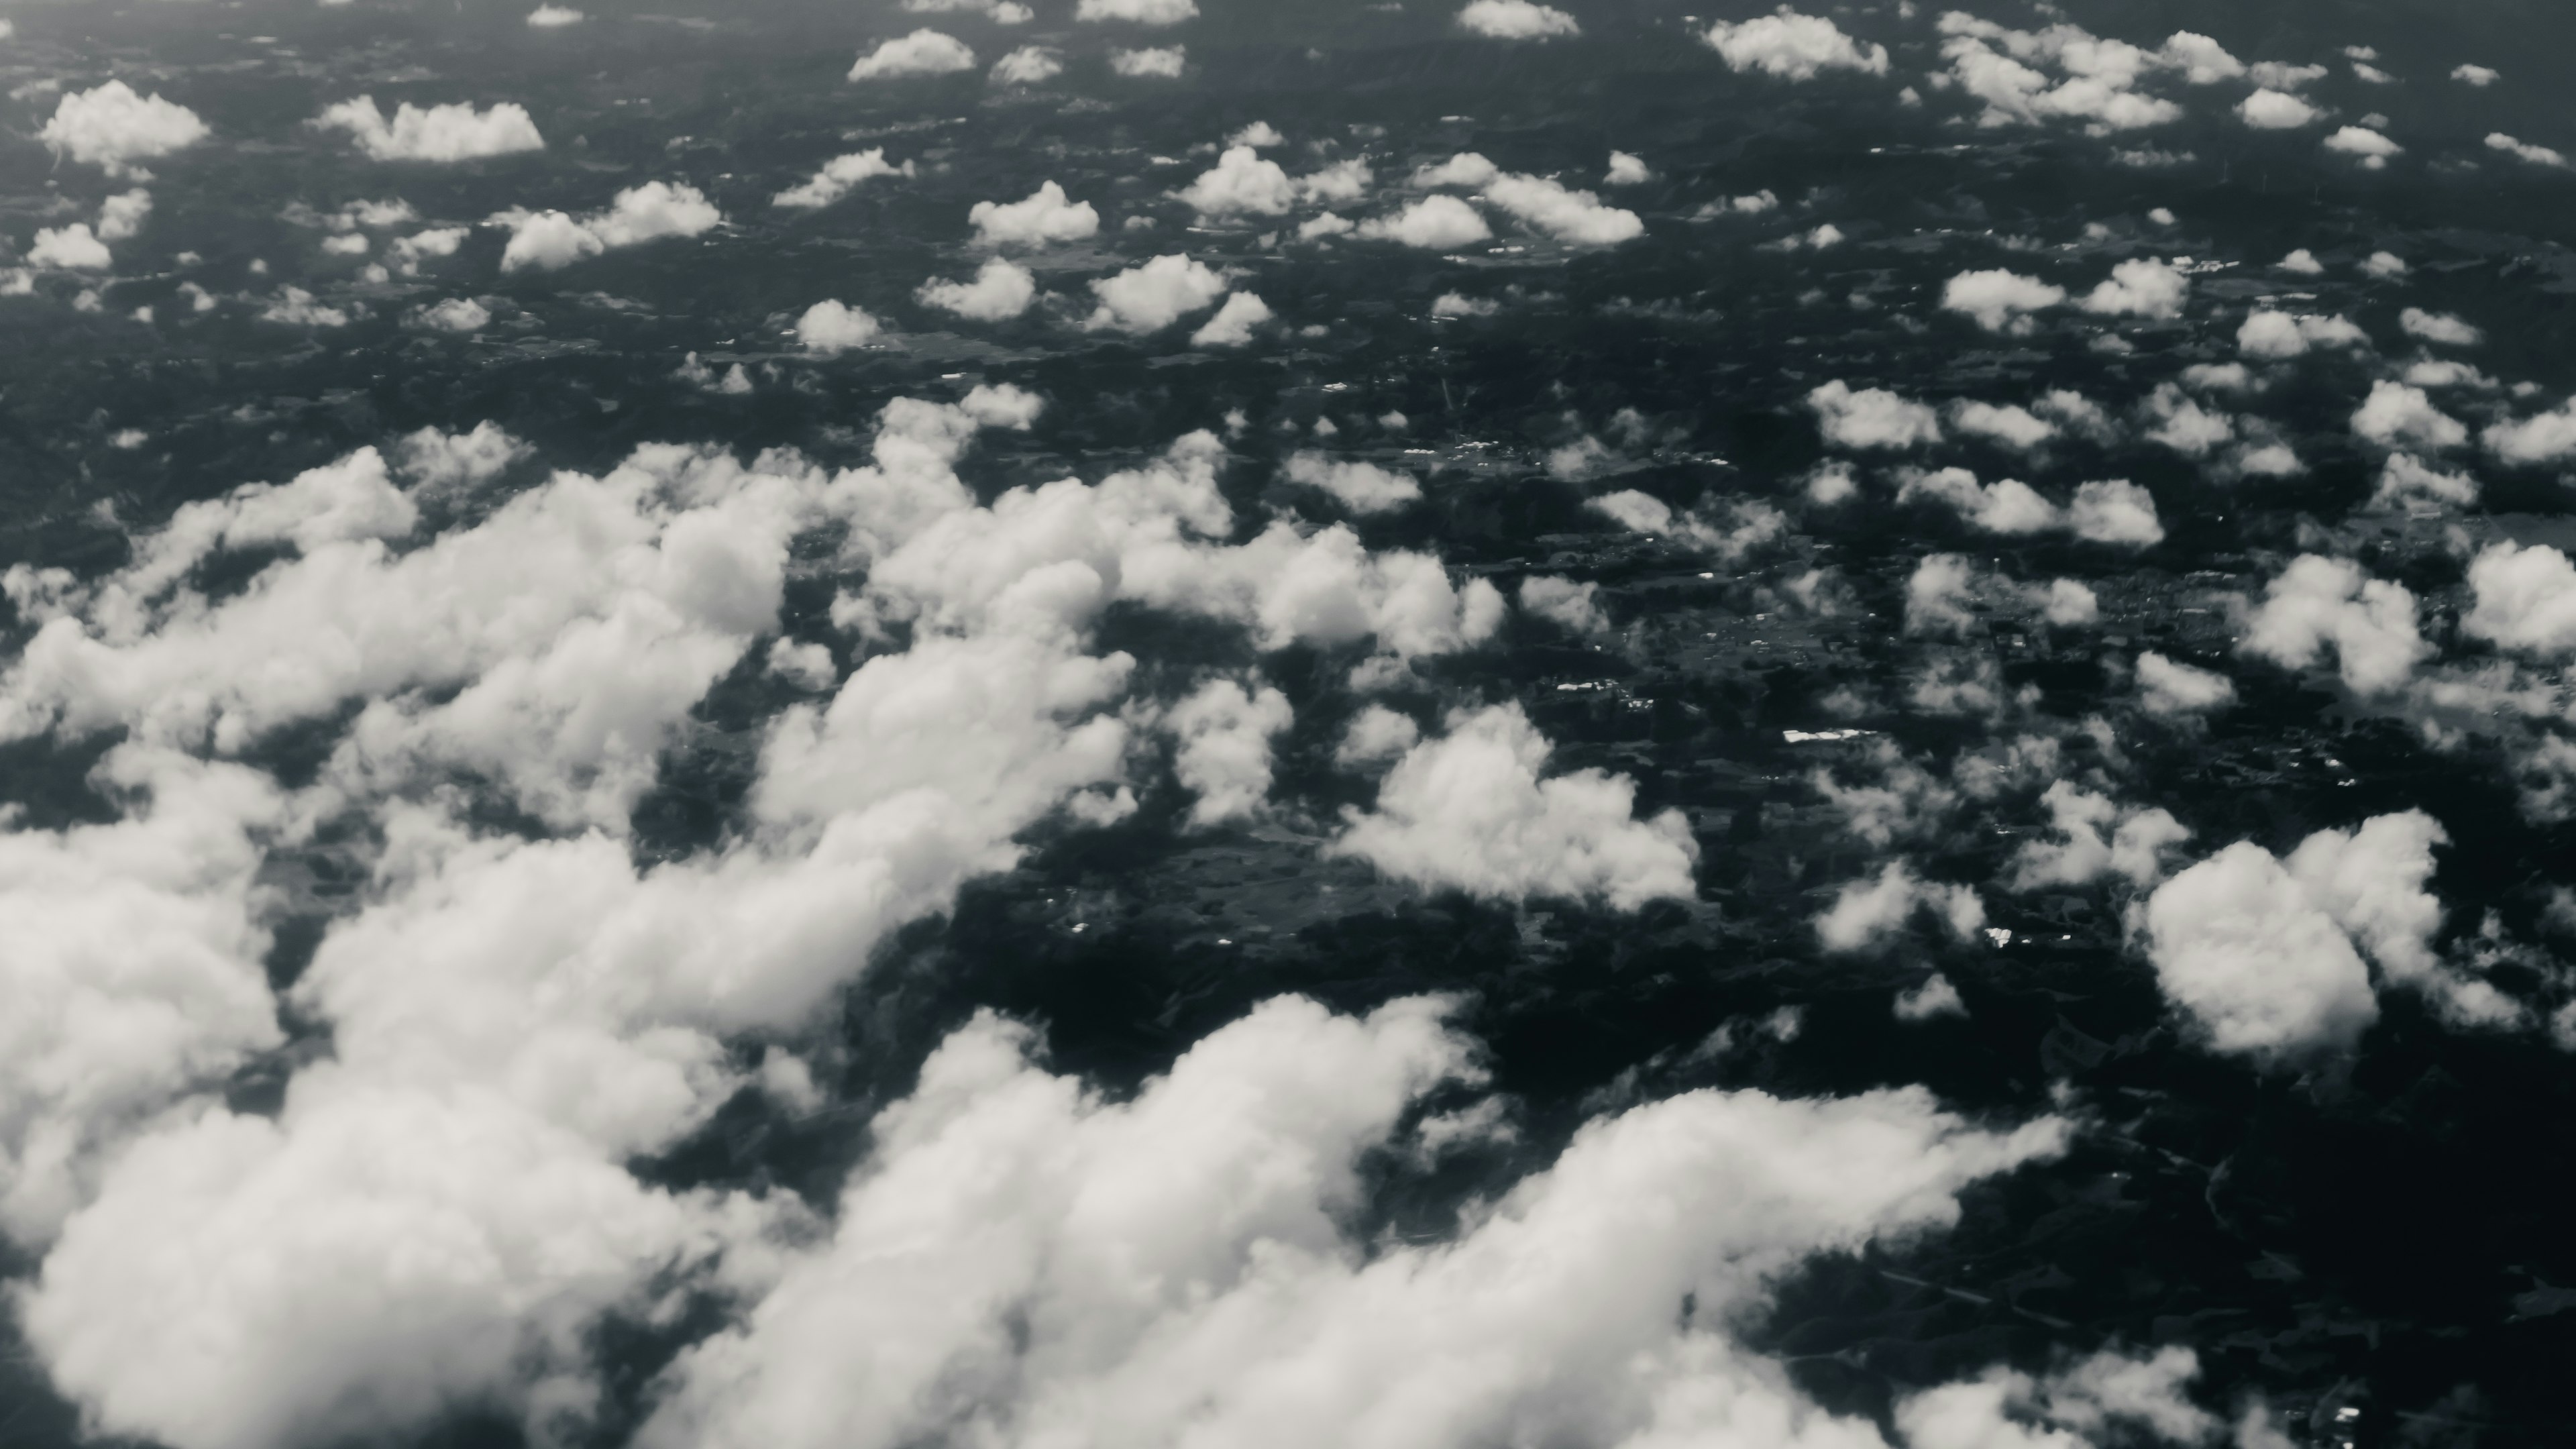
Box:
2010;781;2190;889
796;299;882;355
1898;470;2165;545
40;82;211;177
1940;268;2065;333
1456;0;1578;40
916;256;1039;320
28;224;112;271
2135;651;2237;716
2481;394;2576;465
2351;380;2467;451
1359;194;1492;250
2324;126;2402;167
2144;812;2510;1063
1394;153;1641;246
1283;452;1423;513
2237;88;2321;129
1077;0;1195;22
1176;146;1374;219
2237;309;2368;359
969;180;1100;246
2079;257;2189;319
1815;861;1984;953
849;29;977;80
1937;15;2241;133
488;181;722;271
2239;554;2427;695
313;97;545;162
2487;132;2569;168
643;992;2067;1449
1808;380;1941;449
1332;704;1697;910
773;148;913;209
1081;254;1229;333
1588;490;1786;565
1109;45;1187;77
2464;542;2576;657
1702;8;1889;81
1165;678;1293;825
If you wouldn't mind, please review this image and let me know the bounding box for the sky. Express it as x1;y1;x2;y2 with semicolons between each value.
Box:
3;0;2576;1446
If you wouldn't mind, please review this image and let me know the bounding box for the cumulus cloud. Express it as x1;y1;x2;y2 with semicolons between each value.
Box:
1815;860;1983;953
1178;146;1296;217
2483;394;2576;465
773;148;913;209
969;180;1100;246
28;224;112;270
849;29;977;80
2323;125;2402;166
258;286;349;327
489;181;720;271
2237;309;2369;358
2486;132;2568;168
2464;542;2576;657
2371;452;2477;509
1604;150;1649;186
2453;63;2500;87
2143;842;2379;1061
1518;576;1609;633
796;299;883;356
527;4;584;25
1332;704;1696;910
1284;453;1422;513
1936;17;2233;133
2351;380;2467;450
2135;650;2235;715
1703;8;1889;80
2399;307;2482;347
2237;88;2320;128
1076;0;1196;21
916;257;1038;320
1082;254;1228;334
1904;553;1978;637
1808;380;1941;449
1166;678;1293;826
313;97;545;162
989;46;1065;85
1481;172;1643;245
1188;291;1273;347
639;994;2064;1449
1358;195;1491;250
40;82;210;177
1897;468;2058;535
2241;553;2427;694
2010;780;2190;889
411;297;492;333
1109;46;1187;77
95;189;152;243
1948;400;2055;451
2078;257;2188;319
1940;269;2065;333
1456;0;1580;40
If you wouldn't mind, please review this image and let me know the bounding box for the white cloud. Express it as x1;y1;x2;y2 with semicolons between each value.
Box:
1284;453;1421;513
2362;249;2408;278
1332;704;1695;910
258;286;349;327
916;257;1038;320
773;148;913;209
1703;8;1889;80
1815;860;1982;953
490;181;720;271
2139;383;2231;457
1935;17;2220;133
1229;120;1285;148
970;180;1100;246
398;422;530;493
2078;257;2188;319
1110;46;1187;77
1336;705;1421;765
95;189;152;243
2240;553;2427;695
1904;554;1976;637
313;97;545;162
1895;973;1966;1020
1082;254;1228;334
2453;63;2500;87
849;29;977;80
2351;379;2467;450
2372;451;2477;509
1897;468;2059;535
1898;1347;2220;1449
1077;0;1197;22
796;299;883;356
2067;478;2165;544
1518;576;1609;633
1358;195;1491;250
2323;125;2401;166
2237;88;2320;128
527;4;583;25
639;994;2063;1449
389;226;468;276
1807;380;1941;449
2249;60;2327;91
2483;395;2576;464
1429;290;1496;317
2278;247;2324;274
1165;678;1293;826
1456;0;1579;40
28;223;112;270
1604;150;1649;186
2400;307;2482;346
1949;400;2055;451
2236;309;2368;358
1481;172;1643;245
2135;651;2235;716
2486;131;2567;168
40;82;210;178
2464;542;2576;657
1178;146;1296;217
411;297;492;333
1189;290;1273;347
2011;780;2191;889
989;46;1065;85
1940;268;2065;333
2144;841;2379;1061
